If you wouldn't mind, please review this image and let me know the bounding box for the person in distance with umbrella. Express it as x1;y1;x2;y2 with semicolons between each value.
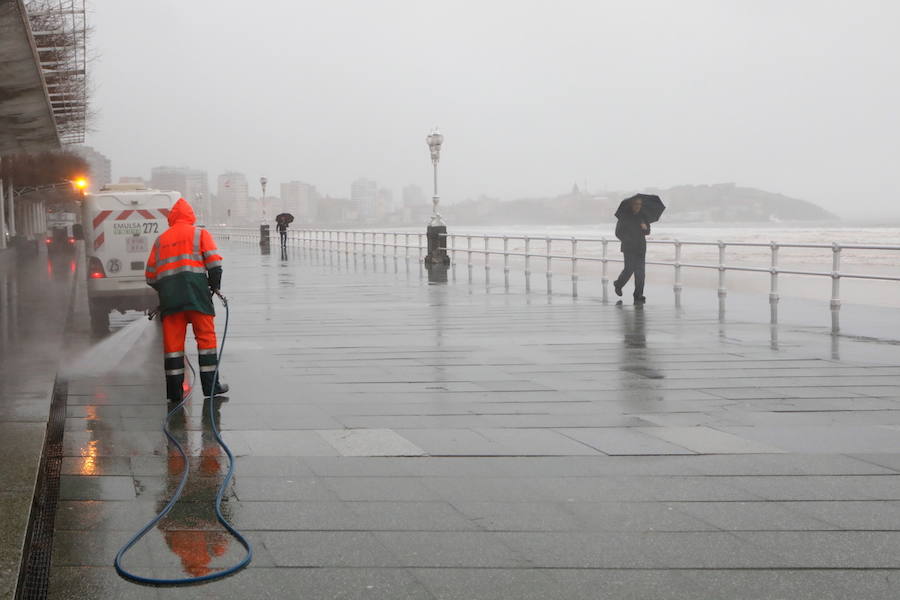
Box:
275;213;294;248
613;194;665;305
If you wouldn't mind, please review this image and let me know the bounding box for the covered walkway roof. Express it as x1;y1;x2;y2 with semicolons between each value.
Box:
0;0;87;156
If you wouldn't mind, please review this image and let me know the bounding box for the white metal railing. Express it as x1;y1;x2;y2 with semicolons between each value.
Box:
212;226;900;334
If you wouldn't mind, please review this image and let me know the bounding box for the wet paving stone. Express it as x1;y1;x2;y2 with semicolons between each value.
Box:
59;475;136;501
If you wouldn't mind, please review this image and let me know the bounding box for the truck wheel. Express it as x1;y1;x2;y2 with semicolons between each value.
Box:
89;300;110;336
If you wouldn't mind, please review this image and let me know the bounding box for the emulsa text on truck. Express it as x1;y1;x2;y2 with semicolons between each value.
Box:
81;184;180;334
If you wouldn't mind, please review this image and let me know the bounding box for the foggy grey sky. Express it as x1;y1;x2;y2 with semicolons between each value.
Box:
85;1;900;219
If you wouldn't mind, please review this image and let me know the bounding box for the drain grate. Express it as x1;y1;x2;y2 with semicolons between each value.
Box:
16;378;67;600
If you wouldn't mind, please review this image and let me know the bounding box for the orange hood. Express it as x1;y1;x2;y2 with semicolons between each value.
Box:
168;198;196;226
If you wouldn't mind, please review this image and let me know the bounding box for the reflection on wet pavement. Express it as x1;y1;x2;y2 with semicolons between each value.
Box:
158;398;232;578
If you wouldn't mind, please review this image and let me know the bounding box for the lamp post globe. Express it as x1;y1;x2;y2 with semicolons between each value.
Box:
427;130;444;163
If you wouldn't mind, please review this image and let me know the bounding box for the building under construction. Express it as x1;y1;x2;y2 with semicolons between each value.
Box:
0;0;88;250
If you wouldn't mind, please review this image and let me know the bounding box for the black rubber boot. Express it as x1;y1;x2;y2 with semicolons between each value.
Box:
614;281;623;297
200;371;229;397
166;373;184;403
164;354;185;403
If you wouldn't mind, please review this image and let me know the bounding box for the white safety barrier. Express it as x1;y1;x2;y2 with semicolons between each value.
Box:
212;227;900;334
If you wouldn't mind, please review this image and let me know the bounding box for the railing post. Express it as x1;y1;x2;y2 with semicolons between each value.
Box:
450;234;456;282
601;238;609;303
717;240;727;298
382;232;388;270
524;236;531;293
546;236;552;296
418;233;424;278
831;243;841;333
503;236;510;291
466;236;473;284
571;237;578;298
769;241;779;325
717;240;727;320
393;233;398;272
483;235;490;288
673;240;683;307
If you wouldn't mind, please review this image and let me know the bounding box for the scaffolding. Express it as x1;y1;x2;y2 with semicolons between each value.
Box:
25;0;88;145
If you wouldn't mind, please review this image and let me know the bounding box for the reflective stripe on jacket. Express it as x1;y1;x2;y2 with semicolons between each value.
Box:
145;198;222;317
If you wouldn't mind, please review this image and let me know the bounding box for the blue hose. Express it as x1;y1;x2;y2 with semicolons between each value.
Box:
114;294;253;585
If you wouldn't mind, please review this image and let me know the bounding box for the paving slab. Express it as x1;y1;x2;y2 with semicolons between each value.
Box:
318;428;426;456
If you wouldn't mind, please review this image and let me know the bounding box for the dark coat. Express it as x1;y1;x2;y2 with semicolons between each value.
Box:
615;212;650;254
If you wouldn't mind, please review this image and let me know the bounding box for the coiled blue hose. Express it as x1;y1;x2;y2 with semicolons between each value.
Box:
114;294;253;584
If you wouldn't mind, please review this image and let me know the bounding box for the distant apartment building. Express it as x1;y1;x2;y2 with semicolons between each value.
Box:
216;172;249;224
375;188;393;220
351;177;377;221
72;145;111;191
402;184;425;208
401;184;429;224
150;166;209;221
280;181;319;223
118;176;147;186
317;196;358;223
246;195;279;223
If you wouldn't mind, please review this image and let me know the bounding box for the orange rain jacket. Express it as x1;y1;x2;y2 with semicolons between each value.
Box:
145;198;223;317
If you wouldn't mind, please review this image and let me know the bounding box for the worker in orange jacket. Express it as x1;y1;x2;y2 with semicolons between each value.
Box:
145;198;229;402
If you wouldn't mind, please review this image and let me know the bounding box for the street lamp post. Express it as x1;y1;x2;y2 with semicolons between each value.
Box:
259;176;268;222
194;192;204;224
259;176;270;246
424;128;450;266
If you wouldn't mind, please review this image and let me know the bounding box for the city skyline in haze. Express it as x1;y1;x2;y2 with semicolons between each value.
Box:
84;1;900;220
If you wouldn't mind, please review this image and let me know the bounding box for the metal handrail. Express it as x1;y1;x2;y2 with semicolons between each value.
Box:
212;226;900;334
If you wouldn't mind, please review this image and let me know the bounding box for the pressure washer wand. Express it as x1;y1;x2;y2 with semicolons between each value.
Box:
214;290;228;307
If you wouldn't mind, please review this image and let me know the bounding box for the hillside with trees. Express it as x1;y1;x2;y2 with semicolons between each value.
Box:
445;183;838;225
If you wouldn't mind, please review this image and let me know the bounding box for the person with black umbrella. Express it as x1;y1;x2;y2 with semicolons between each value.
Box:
613;194;665;304
275;213;294;248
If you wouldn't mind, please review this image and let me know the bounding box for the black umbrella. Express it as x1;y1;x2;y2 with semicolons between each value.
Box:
615;194;665;224
275;213;295;225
